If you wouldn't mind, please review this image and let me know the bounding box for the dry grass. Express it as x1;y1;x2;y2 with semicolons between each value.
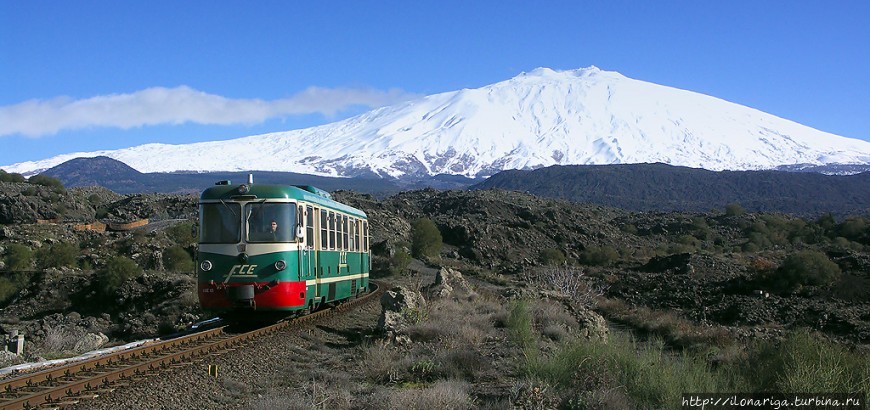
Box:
381;380;474;410
361;341;412;384
597;297;733;349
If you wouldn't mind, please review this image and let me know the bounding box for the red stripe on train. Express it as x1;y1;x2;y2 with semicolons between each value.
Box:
198;281;307;310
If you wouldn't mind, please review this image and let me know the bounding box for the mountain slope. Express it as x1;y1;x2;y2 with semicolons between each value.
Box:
4;67;869;177
473;163;870;216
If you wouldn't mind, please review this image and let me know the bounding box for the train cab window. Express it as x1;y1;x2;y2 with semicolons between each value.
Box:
306;206;315;248
245;202;295;242
320;210;328;249
329;211;336;250
200;203;241;243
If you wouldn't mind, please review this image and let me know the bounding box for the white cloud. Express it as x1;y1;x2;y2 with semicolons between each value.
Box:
0;86;415;137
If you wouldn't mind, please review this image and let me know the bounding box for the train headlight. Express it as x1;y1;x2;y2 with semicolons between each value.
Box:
274;260;287;271
200;260;213;272
238;184;249;194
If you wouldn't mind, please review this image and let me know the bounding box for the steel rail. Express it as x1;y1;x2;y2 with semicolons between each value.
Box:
0;281;383;410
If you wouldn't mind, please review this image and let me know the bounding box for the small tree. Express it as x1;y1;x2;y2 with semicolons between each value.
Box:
724;202;746;217
579;245;618;266
97;256;142;295
163;246;194;272
390;248;412;275
411;218;442;258
36;242;78;269
0;170;25;183
768;250;841;293
4;244;33;271
539;248;566;266
167;222;196;246
28;174;65;193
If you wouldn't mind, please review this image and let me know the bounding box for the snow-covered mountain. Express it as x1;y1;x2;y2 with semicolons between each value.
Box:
5;67;870;178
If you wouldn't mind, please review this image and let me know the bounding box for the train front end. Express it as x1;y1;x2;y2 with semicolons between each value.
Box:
196;181;307;313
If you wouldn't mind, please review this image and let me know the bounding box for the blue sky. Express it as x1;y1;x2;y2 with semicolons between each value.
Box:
1;1;868;167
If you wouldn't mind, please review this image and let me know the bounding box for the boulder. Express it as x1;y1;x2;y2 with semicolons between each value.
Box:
427;267;476;299
570;305;608;341
377;286;426;345
73;332;109;352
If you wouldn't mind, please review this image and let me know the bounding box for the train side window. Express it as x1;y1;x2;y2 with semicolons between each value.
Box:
320;209;328;249
329;211;336;250
306;205;314;248
341;215;348;250
363;221;369;251
349;218;356;252
354;219;360;252
337;213;344;250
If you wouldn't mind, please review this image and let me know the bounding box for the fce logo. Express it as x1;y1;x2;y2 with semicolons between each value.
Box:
229;264;258;275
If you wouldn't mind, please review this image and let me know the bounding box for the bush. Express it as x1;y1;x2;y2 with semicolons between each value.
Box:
724;202;745;216
768;250;841;292
4;244;33;271
0;170;25;183
97;256;142;295
0;276;19;304
837;217;867;243
579;245;618;266
167;222;196;246
0;272;30;304
389;248;412;275
163;246;194;272
35;242;78;269
539;248;566;266
743;330;867;394
410;218;442;258
27;174;65;192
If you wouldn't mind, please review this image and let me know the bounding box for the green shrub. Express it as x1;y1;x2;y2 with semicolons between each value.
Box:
837;217;867;243
767;250;841;292
507;301;536;351
410;218;442;258
724;202;745;216
539;248;566;266
167;222;196;246
4;244;33;271
97;256;141;295
163;246;194;272
0;277;19;304
35;242;78;269
389;248;412;275
27;174;65;192
0;272;30;304
579;245;618;266
0;170;25;183
743;330;867;394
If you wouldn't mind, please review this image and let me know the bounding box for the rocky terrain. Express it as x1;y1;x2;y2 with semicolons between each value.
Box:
0;179;867;407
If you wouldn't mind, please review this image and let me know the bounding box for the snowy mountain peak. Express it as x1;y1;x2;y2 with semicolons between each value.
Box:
3;67;869;178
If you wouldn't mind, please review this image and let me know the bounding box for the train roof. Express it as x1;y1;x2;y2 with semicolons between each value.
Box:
200;183;366;218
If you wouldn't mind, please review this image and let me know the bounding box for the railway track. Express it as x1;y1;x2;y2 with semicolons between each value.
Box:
0;281;384;410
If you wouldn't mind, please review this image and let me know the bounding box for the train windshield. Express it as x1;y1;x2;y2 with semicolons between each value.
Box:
245;202;296;243
199;202;241;243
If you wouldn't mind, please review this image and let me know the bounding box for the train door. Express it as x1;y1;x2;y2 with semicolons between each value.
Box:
297;205;311;281
305;205;315;280
318;208;329;302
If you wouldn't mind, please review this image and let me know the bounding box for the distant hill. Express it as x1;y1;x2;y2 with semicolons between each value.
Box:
472;163;870;216
39;156;477;195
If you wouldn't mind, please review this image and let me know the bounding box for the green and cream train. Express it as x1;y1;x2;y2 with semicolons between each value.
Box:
196;177;370;315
